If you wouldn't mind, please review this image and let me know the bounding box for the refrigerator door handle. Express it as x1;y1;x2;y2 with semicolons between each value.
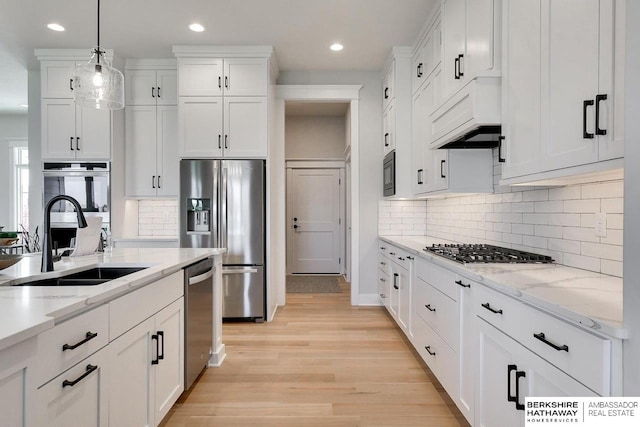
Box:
222;267;259;274
220;167;228;250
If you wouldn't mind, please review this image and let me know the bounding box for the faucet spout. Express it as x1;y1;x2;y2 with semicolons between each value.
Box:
41;195;88;272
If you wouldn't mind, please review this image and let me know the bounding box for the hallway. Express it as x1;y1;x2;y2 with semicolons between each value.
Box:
163;278;469;426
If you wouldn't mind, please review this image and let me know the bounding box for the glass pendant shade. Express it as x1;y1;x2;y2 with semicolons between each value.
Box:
73;52;124;110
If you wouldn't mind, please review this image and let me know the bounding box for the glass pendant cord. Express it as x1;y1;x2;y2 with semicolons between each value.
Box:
73;0;125;110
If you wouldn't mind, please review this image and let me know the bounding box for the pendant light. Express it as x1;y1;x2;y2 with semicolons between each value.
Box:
73;0;124;110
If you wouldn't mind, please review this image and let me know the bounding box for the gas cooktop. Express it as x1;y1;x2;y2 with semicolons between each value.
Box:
424;243;554;264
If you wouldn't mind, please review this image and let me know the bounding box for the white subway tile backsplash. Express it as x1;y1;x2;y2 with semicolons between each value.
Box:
581;181;624;199
600;229;623;246
563;226;600;243
523;189;549;202
601;260;623;277
535;201;564;213
548;213;581;227
522;235;547;249
563;253;601;273
608;214;624;229
534;225;563;238
548;238;581;254
511;224;534;235
522;213;549;225
581;242;623;262
601;198;624;213
549;186;581;201
564;199;600;214
512;202;535;213
138;199;178;237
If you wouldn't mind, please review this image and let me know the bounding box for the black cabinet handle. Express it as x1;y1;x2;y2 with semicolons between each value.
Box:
393;273;399;290
225;76;229;89
152;176;156;189
157;87;161;98
498;136;506;163
380;261;386;266
70;136;74;150
218;76;221;89
70;78;74;91
406;256;414;260
389;252;396;255
425;346;436;356
384;87;389;99
595;94;607;136
583;99;595;139
218;135;222;150
151;334;160;365
62;331;98;351
507;364;518;404
440;160;446;178
481;302;503;315
384;132;389;147
62;364;98;388
533;332;569;352
515;370;526;410
455;280;471;288
454;57;460;79
397;257;405;261
152;87;156;98
158;176;161;189
417;63;423;78
458;54;464;77
76;137;80;151
379;277;386;282
380;293;386;298
224;135;228;149
417;169;424;185
158;331;165;360
380;246;386;250
425;304;436;312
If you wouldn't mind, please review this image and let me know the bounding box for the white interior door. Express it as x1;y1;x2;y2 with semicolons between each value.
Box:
287;168;342;274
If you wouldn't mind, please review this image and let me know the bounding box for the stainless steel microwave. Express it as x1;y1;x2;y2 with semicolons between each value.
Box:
383;150;395;197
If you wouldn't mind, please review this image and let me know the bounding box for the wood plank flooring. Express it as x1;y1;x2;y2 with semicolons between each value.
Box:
162;278;470;427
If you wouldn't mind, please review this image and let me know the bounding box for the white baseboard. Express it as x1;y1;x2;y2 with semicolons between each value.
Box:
356;293;383;306
208;344;226;367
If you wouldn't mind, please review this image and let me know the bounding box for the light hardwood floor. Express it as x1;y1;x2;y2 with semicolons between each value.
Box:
162;278;470;427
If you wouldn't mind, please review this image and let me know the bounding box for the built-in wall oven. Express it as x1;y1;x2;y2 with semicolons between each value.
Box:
383;150;396;197
43;162;110;247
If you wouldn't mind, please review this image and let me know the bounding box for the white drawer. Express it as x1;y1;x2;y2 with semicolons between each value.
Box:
36;304;109;387
475;284;611;395
109;271;183;340
416;258;457;301
378;268;390;307
378;252;391;277
412;316;458;398
413;277;459;351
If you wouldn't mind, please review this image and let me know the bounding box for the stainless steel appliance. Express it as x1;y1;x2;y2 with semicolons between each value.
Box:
383;150;395;197
184;257;214;390
43;162;110;247
180;159;265;321
424;244;554;264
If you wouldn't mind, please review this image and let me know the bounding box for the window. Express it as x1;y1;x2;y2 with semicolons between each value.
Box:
11;144;29;231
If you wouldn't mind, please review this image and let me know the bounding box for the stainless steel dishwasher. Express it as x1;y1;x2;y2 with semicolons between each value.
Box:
184;257;214;390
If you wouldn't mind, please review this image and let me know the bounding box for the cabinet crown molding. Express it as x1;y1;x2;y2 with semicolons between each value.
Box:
172;45;274;58
125;59;177;70
35;48;114;62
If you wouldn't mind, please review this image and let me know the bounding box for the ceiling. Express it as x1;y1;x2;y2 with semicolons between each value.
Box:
0;0;436;114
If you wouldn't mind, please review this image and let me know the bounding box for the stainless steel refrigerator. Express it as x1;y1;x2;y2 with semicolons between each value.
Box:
180;159;265;321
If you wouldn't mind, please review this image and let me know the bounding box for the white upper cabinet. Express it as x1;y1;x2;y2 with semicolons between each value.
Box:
179;97;224;158
413;17;442;94
126;69;178;106
223;58;268;97
178;58;224;97
382;61;395;110
178;57;267;97
501;0;623;183
223;97;268;158
40;61;77;98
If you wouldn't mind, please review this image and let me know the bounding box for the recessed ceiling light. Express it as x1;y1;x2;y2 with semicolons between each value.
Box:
47;23;65;32
330;43;344;51
189;23;205;32
19;104;28;108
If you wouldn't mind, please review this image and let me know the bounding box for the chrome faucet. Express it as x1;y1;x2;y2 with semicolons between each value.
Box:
41;195;88;272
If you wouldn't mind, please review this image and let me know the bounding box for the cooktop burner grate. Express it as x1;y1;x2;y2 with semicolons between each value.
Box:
423;244;554;264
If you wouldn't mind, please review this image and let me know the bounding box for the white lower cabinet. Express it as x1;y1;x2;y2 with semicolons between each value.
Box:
0;337;36;427
35;347;109;427
476;318;596;427
109;297;184;427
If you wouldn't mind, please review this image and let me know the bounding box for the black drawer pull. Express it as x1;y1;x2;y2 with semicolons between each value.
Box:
380;246;386;250
417;63;423;78
62;331;98;351
425;346;436;356
595;94;607;136
384;87;389;99
533;332;569;352
157;331;165;360
152;87;155;98
379;293;386;298
62;364;98;388
507;364;517;404
583;99;595;139
498;135;506;163
406;256;414;260
440;159;446;178
425;304;436;312
380;261;386;266
455;280;471;288
397;257;405;261
389;252;396;256
151;334;160;365
379;277;386;282
70;78;74;91
481;302;503;315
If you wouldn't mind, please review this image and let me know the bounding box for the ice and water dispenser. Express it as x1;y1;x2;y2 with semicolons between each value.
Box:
186;198;211;232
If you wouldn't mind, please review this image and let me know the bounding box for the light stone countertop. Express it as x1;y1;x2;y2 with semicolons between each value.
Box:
379;236;626;339
0;247;224;351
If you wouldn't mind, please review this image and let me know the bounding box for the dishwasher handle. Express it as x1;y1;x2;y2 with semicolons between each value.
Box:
188;268;214;286
222;267;259;274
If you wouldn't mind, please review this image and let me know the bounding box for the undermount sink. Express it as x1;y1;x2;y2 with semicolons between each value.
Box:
14;267;148;286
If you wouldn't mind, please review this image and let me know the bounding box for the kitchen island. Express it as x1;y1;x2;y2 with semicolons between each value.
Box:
0;247;225;427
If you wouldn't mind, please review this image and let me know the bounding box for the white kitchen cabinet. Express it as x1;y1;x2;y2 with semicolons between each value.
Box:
382;60;395;111
382;100;395;155
41;99;111;160
456;276;475;423
501;0;623;183
40;60;77;98
412;16;441;95
126;105;179;197
379;241;412;333
179;96;267;158
422;148;494;195
35;347;109;427
126;69;178;106
475;318;596;427
178;57;267;97
109;298;184;427
0;337;36;427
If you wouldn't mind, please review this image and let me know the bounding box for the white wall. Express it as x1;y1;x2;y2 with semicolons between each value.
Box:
0;114;28;228
277;71;382;299
27;69;42;239
623;0;640;396
285;115;345;159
